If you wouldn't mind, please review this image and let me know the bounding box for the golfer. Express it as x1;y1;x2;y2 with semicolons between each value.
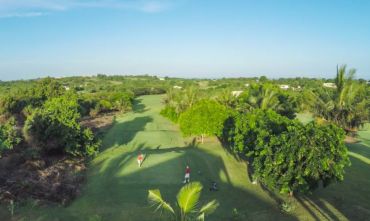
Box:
184;165;191;183
137;152;144;167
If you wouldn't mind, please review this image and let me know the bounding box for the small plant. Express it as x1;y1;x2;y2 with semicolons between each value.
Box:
280;200;296;213
231;208;247;220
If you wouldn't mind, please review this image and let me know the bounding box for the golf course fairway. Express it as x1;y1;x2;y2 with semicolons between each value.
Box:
10;95;370;221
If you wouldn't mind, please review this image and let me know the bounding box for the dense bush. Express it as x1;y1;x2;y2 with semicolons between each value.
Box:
0;117;21;154
0;95;27;115
24;94;100;156
226;109;350;194
160;106;179;122
79;92;134;117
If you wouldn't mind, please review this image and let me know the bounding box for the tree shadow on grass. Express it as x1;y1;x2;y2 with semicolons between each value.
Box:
101;116;153;150
132;98;149;113
65;142;299;221
294;142;370;221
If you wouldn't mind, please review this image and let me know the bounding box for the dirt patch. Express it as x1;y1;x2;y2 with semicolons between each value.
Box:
0;154;86;206
80;113;117;133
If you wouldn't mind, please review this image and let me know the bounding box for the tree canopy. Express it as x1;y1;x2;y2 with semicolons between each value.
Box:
226;109;350;194
178;100;229;142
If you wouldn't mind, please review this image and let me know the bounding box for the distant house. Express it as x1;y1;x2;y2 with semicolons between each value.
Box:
231;90;243;97
245;83;250;87
173;85;182;89
292;86;301;91
63;86;70;91
323;82;337;88
279;84;290;90
159;77;165;81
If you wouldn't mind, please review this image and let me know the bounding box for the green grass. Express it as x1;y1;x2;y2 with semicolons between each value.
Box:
2;95;370;220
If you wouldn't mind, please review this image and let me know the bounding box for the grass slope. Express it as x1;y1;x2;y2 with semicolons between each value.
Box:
2;95;370;220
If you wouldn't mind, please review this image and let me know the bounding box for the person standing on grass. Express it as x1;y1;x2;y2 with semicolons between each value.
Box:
137;152;144;168
183;165;191;183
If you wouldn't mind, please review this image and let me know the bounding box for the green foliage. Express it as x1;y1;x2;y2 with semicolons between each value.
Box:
24;94;100;156
162;87;201;118
0;117;21;154
179;100;229;141
148;182;219;221
227;109;350;194
79;91;134;117
160;106;179;122
305;65;370;131
236;84;297;119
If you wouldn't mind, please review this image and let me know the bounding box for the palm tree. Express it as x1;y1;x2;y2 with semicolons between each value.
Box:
148;182;219;221
216;89;236;108
308;65;369;131
164;87;197;113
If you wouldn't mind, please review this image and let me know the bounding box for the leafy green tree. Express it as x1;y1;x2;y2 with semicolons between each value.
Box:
148;182;219;221
227;109;350;195
24;93;100;156
179;100;229;143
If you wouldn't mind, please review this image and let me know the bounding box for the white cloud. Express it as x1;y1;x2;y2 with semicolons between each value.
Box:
0;0;175;18
0;11;45;18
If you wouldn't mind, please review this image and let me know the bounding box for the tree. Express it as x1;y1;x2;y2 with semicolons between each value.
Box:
148;182;219;221
226;109;350;195
178;100;229;143
308;65;369;131
236;84;297;119
216;89;237;108
163;87;201;118
24;93;100;156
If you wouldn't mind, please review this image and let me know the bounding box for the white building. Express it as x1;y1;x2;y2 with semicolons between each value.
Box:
231;91;243;97
245;83;250;87
173;85;182;89
323;82;337;88
63;86;70;91
279;84;290;90
158;77;165;81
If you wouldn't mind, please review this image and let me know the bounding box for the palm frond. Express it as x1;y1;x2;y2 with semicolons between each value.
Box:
199;200;219;215
148;189;175;216
177;182;203;214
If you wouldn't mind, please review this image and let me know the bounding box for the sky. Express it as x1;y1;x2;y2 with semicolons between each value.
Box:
0;0;370;81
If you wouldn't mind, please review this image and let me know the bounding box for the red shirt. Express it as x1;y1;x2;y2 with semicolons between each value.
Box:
138;154;143;161
185;167;191;174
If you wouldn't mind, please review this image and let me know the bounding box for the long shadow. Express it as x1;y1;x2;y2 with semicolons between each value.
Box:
303;197;340;221
66;143;299;221
132;98;149;113
101;116;153;150
301;142;370;220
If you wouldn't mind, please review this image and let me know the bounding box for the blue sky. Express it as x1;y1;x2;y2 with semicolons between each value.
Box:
0;0;370;80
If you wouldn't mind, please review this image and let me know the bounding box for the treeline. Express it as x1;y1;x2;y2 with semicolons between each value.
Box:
0;76;162;157
161;66;369;195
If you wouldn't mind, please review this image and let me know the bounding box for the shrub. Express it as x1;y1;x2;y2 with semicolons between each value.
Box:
160;106;179;122
24;94;100;156
0;117;21;154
